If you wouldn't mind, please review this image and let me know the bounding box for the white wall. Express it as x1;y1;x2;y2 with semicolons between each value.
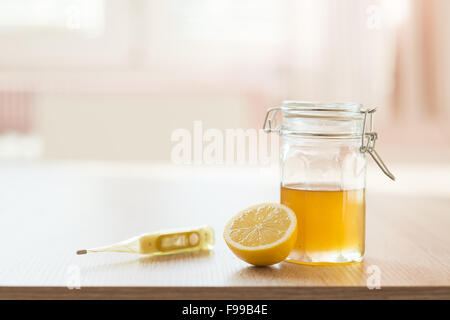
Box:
36;93;252;162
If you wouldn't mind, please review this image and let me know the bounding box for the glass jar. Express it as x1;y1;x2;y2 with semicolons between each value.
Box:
263;101;394;264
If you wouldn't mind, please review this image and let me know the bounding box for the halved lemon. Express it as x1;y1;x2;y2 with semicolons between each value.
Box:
223;203;297;266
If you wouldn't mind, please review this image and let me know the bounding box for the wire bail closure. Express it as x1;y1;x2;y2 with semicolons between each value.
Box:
360;109;395;181
263;107;281;133
263;106;395;181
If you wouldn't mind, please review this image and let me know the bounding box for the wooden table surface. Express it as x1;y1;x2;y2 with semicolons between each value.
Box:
0;162;449;299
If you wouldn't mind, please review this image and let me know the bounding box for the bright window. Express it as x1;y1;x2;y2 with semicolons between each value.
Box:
0;0;104;37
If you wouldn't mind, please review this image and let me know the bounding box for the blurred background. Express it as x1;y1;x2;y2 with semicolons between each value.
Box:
0;0;449;163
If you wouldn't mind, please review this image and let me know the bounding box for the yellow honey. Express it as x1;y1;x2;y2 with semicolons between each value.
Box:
281;184;365;264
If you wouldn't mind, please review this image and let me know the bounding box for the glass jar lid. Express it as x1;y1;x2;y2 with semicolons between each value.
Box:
267;101;370;138
263;101;395;180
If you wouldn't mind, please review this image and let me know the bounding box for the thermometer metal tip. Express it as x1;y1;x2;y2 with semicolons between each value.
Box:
76;249;87;255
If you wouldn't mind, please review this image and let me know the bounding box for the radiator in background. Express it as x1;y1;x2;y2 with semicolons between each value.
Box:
0;90;43;160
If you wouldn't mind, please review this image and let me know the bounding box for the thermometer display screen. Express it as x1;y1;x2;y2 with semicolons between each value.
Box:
157;232;201;251
160;234;188;250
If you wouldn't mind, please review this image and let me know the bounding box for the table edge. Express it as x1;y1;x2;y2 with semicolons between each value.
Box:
1;286;449;300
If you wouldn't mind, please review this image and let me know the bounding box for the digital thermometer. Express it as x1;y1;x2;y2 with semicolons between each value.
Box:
76;226;214;256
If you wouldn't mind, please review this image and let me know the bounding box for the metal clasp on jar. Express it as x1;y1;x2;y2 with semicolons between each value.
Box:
360;108;395;181
263;107;282;133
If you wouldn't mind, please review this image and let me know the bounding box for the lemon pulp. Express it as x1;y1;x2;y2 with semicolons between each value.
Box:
224;203;297;266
